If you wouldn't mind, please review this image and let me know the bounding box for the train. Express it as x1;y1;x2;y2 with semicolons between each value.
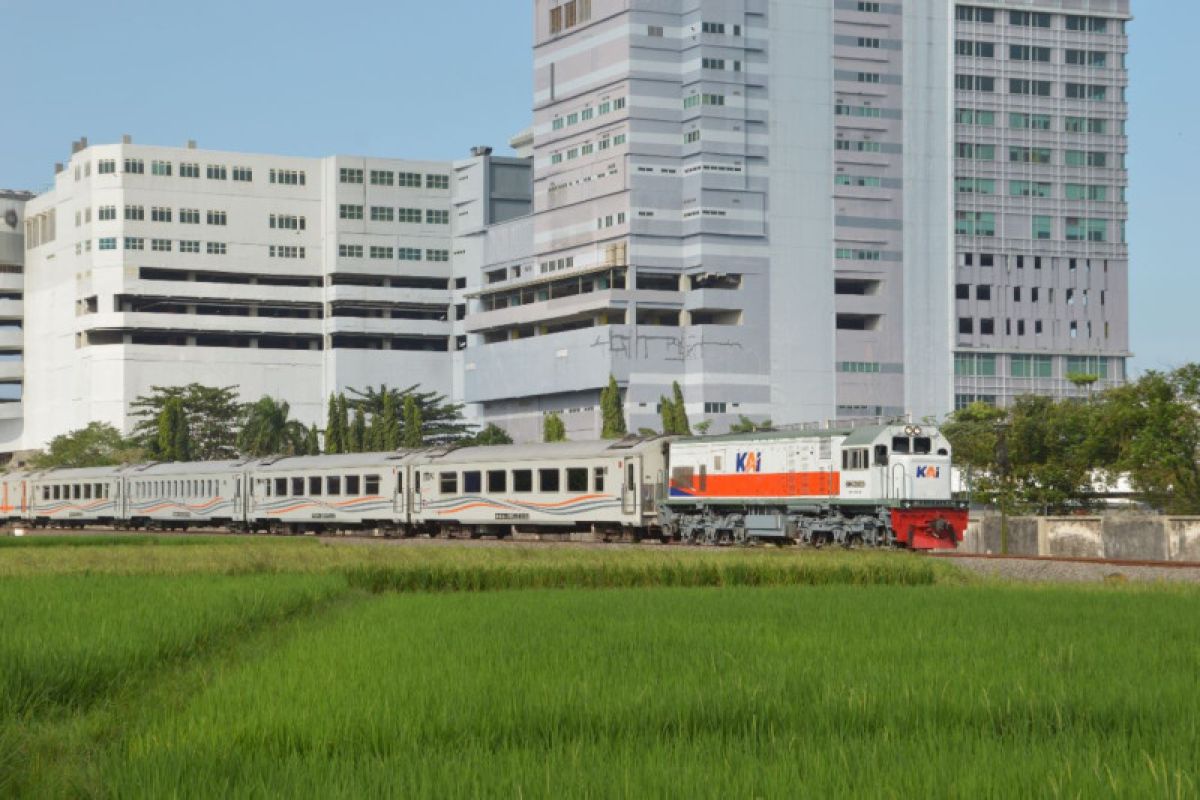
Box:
0;422;968;549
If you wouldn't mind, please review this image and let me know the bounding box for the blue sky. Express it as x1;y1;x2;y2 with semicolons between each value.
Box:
0;1;1189;373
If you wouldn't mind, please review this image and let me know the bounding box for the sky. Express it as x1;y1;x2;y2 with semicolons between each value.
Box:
0;1;1191;374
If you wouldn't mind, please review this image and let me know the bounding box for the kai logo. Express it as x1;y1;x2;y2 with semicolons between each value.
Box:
735;452;763;473
916;466;941;479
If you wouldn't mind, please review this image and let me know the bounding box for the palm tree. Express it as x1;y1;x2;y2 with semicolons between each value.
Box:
238;396;307;457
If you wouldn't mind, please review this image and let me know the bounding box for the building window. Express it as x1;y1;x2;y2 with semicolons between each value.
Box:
1066;15;1108;33
339;204;364;220
426;249;449;262
1010;113;1051;130
151;207;172;222
338;244;364;258
206;165;227;180
956;211;996;237
179;240;200;253
398;248;422;261
703;402;728;414
370;170;395;186
957;6;995;23
1009;10;1051;27
124;205;145;221
98;159;116;174
1010;181;1051;198
1009;147;1053;165
1011;355;1053;379
150;160;172;177
398;207;421;223
1009;79;1052;97
151;239;171;252
180;208;200;224
1066;83;1108;102
370;206;394;222
398;172;421;188
426;209;449;225
180;163;200;178
955;108;995;126
121;158;143;174
1065;184;1108;202
1032;216;1053;240
124;237;144;251
269;214;305;230
955;40;994;58
98;237;117;250
426;174;450;190
1009;45;1051;62
1066;151;1108;168
369;246;394;260
340;168;364;184
206;210;227;226
955;75;995;92
269;168;305;185
232;166;253;182
206;242;226;255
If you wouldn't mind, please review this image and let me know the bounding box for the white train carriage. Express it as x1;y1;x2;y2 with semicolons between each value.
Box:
664;424;966;549
0;470;36;522
26;466;124;526
247;452;409;533
125;461;247;529
410;437;669;537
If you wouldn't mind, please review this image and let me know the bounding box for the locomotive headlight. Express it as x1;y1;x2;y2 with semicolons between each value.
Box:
903;425;915;437
912;426;922;437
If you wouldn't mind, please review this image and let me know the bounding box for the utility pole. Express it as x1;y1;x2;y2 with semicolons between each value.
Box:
994;420;1011;555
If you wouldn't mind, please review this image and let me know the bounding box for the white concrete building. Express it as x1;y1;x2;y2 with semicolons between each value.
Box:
20;138;463;450
0;190;30;456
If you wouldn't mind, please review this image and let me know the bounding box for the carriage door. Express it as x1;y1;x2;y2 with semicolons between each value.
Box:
622;459;638;515
785;450;798;497
393;468;406;516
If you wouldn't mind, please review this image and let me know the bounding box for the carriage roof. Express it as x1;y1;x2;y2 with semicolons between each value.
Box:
414;436;668;466
674;424;934;447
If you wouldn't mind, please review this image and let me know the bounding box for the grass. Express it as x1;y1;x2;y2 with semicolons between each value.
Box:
0;534;239;549
1;535;1197;797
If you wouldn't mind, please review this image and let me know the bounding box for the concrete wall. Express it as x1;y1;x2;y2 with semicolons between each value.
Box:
964;514;1200;563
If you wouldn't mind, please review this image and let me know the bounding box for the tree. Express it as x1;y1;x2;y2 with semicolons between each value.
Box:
468;423;514;446
693;420;713;436
729;415;773;434
371;391;401;450
157;397;192;462
543;413;567;443
670;382;691;435
324;394;345;455
348;407;367;453
659;396;674;435
347;384;474;445
304;425;321;456
600;375;627;439
336;394;350;450
402;395;424;449
237;396;307;457
27;423;143;469
130;384;242;461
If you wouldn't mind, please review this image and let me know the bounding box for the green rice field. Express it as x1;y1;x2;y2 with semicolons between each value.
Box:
2;535;1198;798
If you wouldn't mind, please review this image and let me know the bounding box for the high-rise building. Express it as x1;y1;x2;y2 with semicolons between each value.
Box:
19;139;463;449
0;189;31;457
952;1;1131;407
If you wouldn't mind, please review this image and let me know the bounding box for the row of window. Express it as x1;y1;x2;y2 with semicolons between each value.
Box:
960;253;1111;272
39;483;112;501
955;353;1112;379
337;244;449;262
956;109;1116;135
956;76;1119;102
957;284;1107;307
256;474;381;498
338;168;448;190
438;466;606;496
958;317;1110;340
338;205;449;224
93;160;254;182
133;479;227;499
549;133;627;164
92;206;227;225
955;213;1117;242
548;0;592;36
956;6;1119;34
956;144;1121;168
956;41;1117;68
683;93;726;109
955;179;1121;202
96;237;227;254
550;97;626;132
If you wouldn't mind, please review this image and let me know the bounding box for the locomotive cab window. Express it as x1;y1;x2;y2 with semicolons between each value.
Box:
440;472;458;494
464;471;482;493
874;445;889;466
842;448;870;471
513;470;532;493
914;437;932;455
892;436;911;454
487;470;507;492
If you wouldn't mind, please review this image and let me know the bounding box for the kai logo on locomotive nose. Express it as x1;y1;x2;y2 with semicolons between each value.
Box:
915;466;941;479
735;452;763;473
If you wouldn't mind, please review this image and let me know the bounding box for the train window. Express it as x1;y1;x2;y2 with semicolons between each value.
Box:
842;449;869;471
327;476;341;496
74;485;82;500
875;445;889;467
699;465;708;492
513;470;533;493
273;478;286;496
292;477;304;496
84;484;92;500
892;437;911;454
47;486;54;500
396;473;403;493
439;472;458;494
714;454;723;472
539;469;560;493
346;475;360;495
914;437;932;455
627;463;635;490
566;468;588;493
365;475;380;495
309;477;323;496
671;466;694;487
209;480;215;496
938;448;949;456
488;470;507;492
463;471;482;493
593;467;605;493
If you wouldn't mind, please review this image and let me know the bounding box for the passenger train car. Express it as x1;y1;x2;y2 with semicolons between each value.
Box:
0;423;966;549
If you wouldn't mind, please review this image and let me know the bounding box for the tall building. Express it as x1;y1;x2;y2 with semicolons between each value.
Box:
20;139;464;449
952;1;1131;407
0;190;31;457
